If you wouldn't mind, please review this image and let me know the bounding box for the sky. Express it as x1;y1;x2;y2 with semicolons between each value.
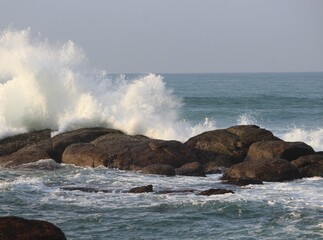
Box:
1;0;323;73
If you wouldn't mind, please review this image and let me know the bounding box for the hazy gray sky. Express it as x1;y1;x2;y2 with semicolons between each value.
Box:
1;0;323;73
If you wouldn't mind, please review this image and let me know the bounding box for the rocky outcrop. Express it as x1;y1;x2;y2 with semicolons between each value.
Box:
185;125;280;167
246;141;315;162
291;152;323;177
62;133;198;170
0;216;66;240
175;162;206;177
0;129;51;157
51;128;122;162
142;164;175;176
222;158;301;182
0;140;52;167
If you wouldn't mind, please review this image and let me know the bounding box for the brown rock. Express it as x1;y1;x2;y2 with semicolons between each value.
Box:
128;185;153;193
222;178;263;186
198;188;234;196
62;143;109;167
141;164;175;176
0;129;51;157
51;128;122;162
0;140;52;167
226;125;280;146
0;216;66;240
291;152;323;177
175;162;206;177
246;141;315;162
185;129;245;164
203;155;232;174
222;158;301;182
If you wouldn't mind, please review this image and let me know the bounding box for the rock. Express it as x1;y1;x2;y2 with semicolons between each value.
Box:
175;162;206;177
142;164;175;176
203;156;232;174
246;141;315;162
291;152;323;177
226;125;280;146
62;133;198;170
51;128;122;162
222;158;301;182
0;140;52;168
198;188;234;196
0;129;51;157
128;185;153;193
62;143;109;167
185;125;279;166
0;216;66;240
61;186;111;193
221;178;263;186
185;129;245;164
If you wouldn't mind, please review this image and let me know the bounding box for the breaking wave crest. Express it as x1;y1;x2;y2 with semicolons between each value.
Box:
0;28;215;141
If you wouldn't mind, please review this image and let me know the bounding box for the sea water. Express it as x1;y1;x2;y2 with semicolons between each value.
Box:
0;28;322;239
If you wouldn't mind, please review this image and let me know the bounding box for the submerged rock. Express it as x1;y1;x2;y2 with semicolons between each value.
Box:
128;185;153;193
198;188;234;196
0;216;66;240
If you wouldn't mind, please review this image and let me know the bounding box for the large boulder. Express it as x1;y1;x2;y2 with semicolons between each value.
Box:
175;162;206;177
141;164;175;176
185;125;280;166
291;152;323;177
222;158;301;182
246;141;315;162
185;129;245;165
0;129;51;157
0;216;66;240
51;128;122;162
0;140;52;168
226;125;280;146
62;133;198;170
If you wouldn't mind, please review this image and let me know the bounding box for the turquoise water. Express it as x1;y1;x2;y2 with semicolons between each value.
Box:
1;72;323;239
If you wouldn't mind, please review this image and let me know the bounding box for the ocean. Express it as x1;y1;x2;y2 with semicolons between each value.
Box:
0;29;323;239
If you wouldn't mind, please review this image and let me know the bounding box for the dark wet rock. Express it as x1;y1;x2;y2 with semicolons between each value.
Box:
62;133;198;170
0;129;51;157
175;162;206;177
185;125;279;167
62;143;109;167
222;178;263;186
142;164;175;176
0;216;66;240
0;140;52;168
198;188;234;196
51;128;122;162
128;185;153;193
226;125;280;146
155;189;195;194
291;152;323;177
246;141;315;162
222;158;301;182
185;129;245;165
203;156;232;174
61;186;112;193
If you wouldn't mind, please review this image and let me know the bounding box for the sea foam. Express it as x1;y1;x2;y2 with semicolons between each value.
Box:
0;28;215;141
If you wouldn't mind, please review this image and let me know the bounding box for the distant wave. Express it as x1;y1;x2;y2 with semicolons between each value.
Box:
0;28;215;141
